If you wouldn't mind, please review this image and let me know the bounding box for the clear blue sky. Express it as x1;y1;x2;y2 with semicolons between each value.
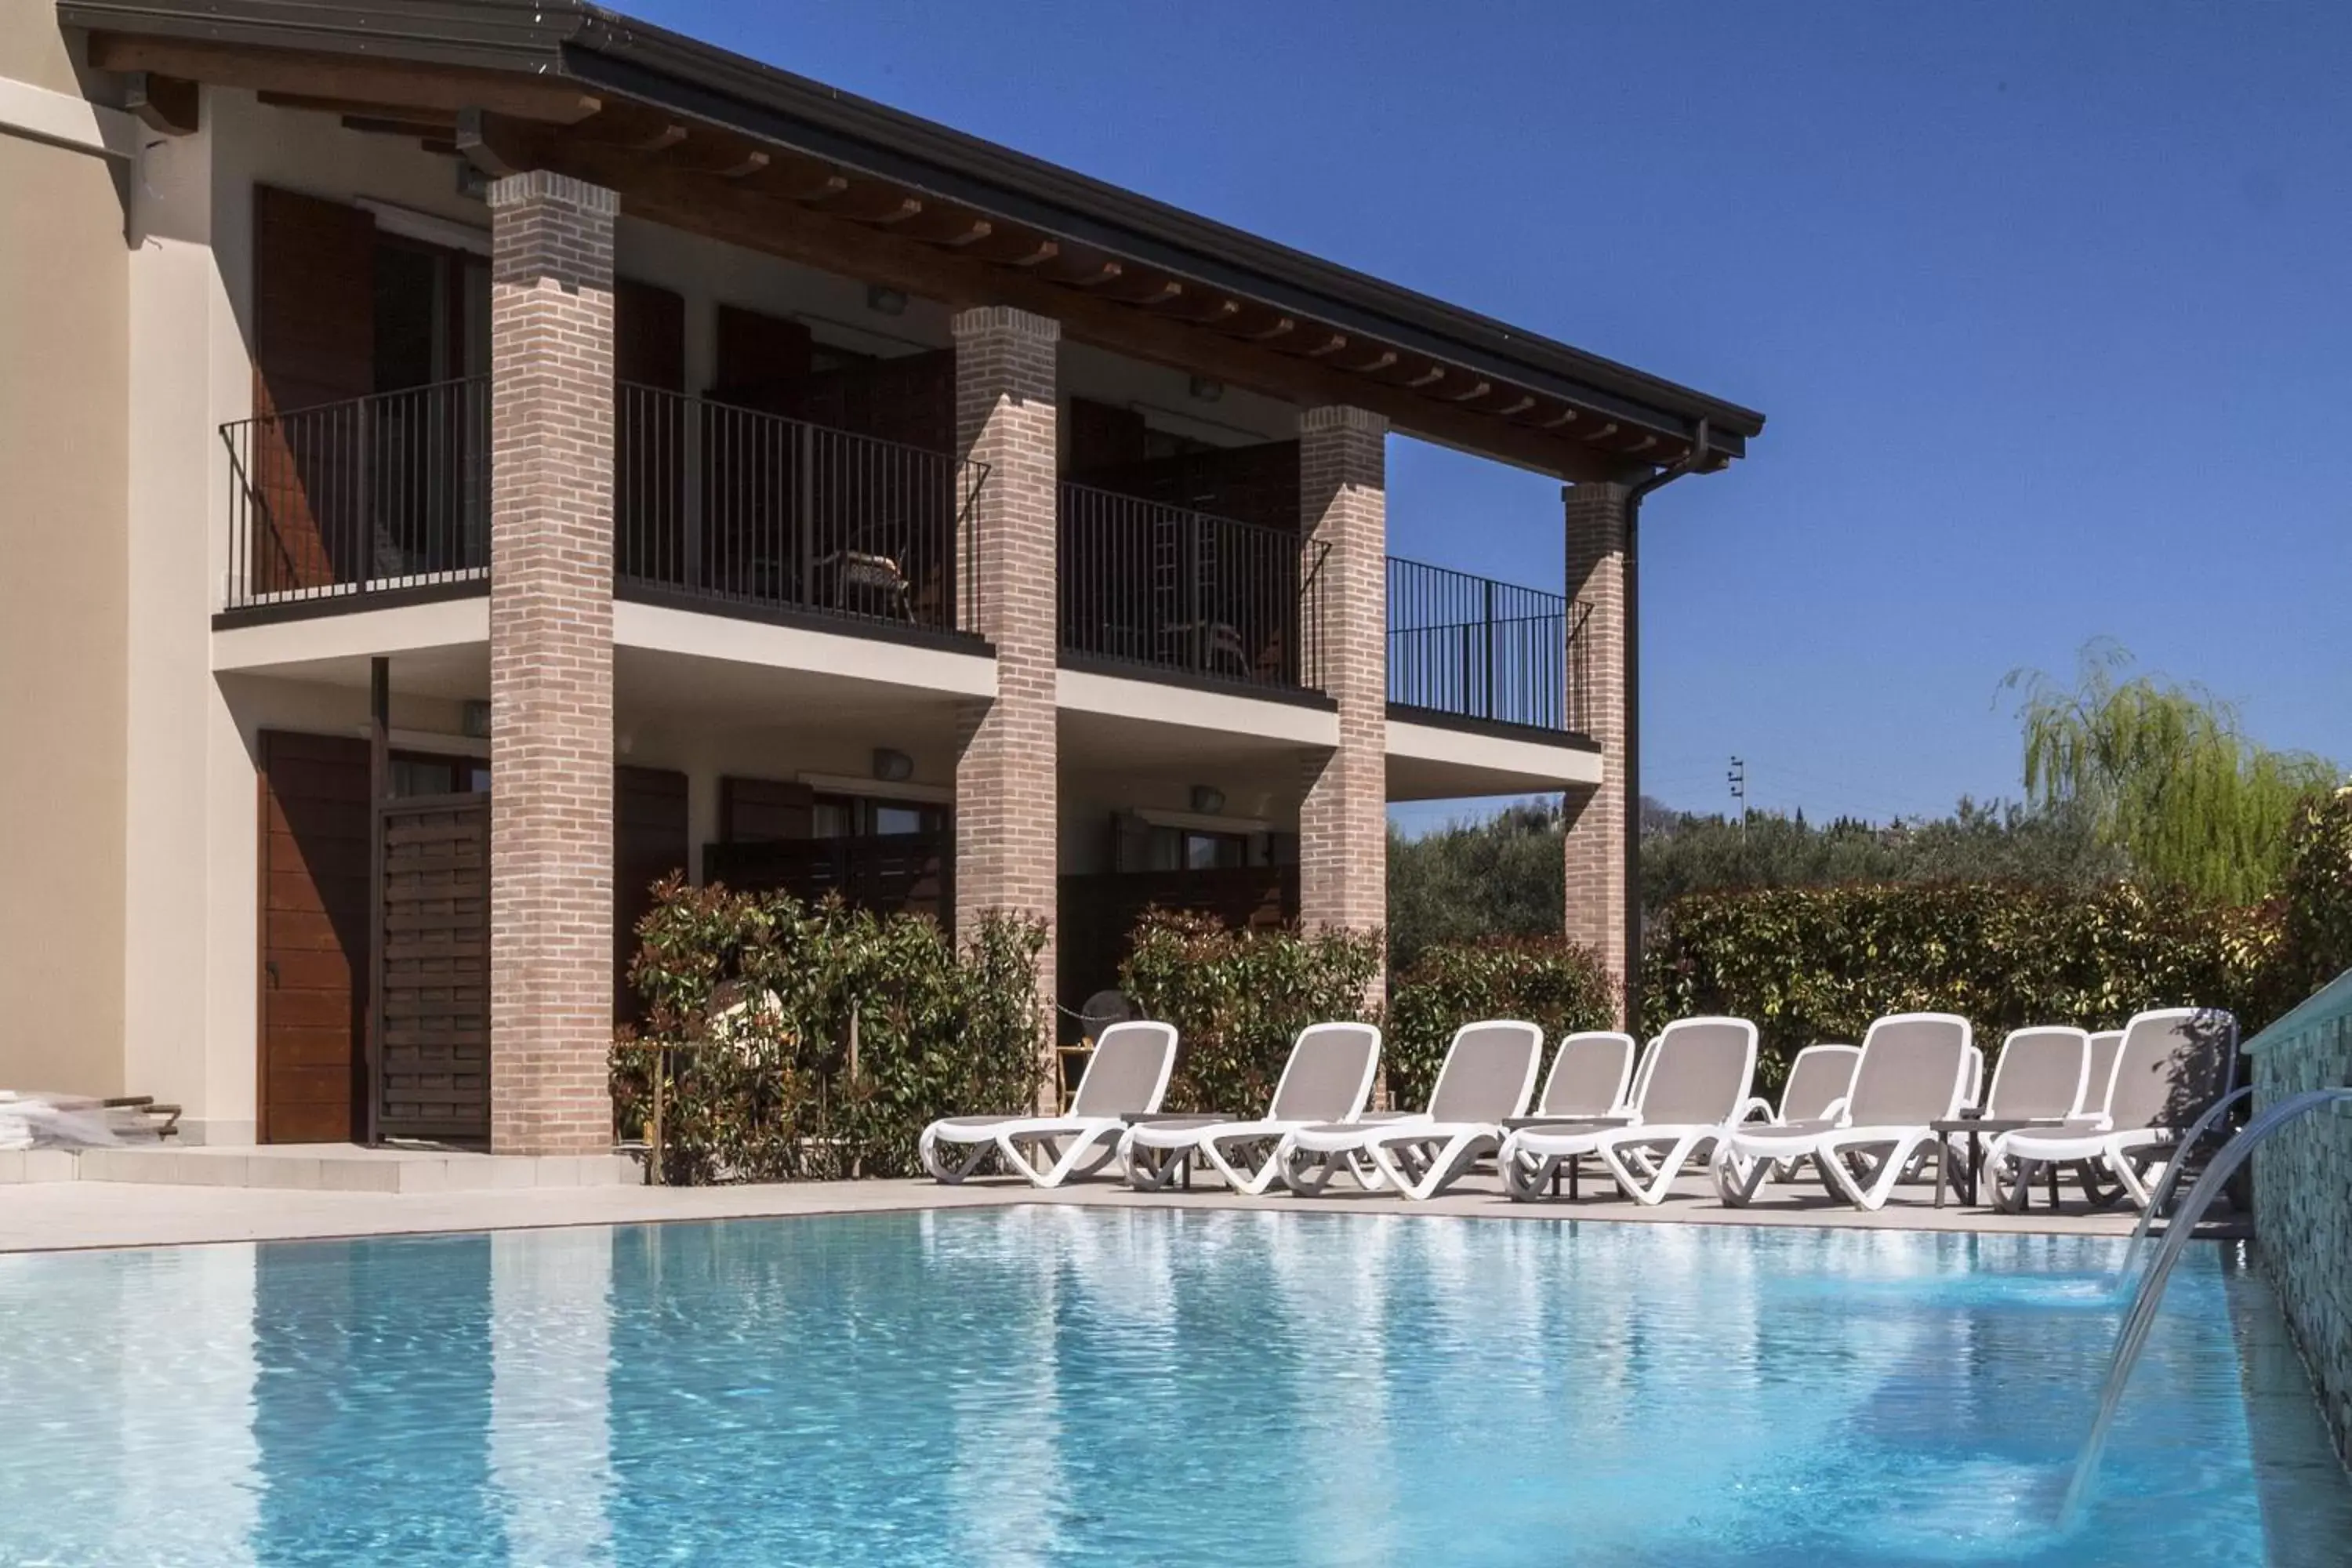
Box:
636;0;2351;829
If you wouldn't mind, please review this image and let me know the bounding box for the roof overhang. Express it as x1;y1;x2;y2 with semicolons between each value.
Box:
62;0;1764;480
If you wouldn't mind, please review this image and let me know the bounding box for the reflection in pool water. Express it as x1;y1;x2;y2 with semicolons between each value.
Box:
0;1210;2344;1566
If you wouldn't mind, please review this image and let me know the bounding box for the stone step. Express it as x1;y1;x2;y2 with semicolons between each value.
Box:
21;1145;641;1192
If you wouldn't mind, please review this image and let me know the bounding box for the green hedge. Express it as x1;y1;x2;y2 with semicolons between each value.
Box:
1117;910;1383;1116
1639;786;2352;1091
1384;936;1618;1109
1639;880;2278;1091
613;879;1045;1185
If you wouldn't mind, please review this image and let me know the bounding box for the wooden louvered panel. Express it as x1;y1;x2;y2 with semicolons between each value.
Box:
374;793;490;1143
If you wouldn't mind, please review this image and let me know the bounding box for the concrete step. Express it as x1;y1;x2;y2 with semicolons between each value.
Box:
28;1145;642;1192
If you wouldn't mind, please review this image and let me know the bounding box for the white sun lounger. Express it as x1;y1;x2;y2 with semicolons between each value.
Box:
1117;1022;1382;1194
1277;1021;1544;1199
916;1020;1178;1187
1353;1028;1635;1202
1723;1041;1860;1188
1500;1017;1758;1205
1985;1007;2238;1212
1714;1012;1973;1210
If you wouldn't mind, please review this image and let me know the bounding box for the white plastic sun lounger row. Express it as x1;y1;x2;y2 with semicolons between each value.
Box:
1983;1007;2238;1211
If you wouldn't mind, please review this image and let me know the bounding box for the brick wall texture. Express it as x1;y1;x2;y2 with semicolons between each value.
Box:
951;307;1061;1086
1563;480;1630;1018
2249;992;2352;1464
1298;406;1388;991
486;172;618;1155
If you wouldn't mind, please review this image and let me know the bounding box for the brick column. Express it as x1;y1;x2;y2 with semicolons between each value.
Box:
487;172;618;1155
951;306;1060;1081
1298;406;1388;992
1563;479;1630;1018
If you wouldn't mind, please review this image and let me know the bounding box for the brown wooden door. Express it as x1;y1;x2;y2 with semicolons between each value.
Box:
258;731;372;1144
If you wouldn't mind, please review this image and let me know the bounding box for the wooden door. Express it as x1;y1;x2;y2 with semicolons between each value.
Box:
258;731;372;1143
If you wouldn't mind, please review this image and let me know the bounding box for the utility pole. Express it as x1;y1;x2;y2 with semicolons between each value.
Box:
1728;756;1748;837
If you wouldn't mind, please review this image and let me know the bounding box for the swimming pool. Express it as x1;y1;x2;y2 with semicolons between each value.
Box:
1;1210;2345;1566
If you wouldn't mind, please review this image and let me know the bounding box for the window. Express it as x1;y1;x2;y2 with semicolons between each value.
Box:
388;753;489;798
811;793;945;839
1184;831;1246;870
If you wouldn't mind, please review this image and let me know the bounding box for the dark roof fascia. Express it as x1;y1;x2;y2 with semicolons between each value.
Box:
61;0;1762;456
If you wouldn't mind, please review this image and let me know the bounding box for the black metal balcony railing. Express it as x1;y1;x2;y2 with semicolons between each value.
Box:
1058;482;1329;692
222;376;490;609
615;384;987;637
1387;556;1590;733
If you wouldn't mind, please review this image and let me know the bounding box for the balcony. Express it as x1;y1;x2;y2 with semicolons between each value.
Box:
1387;556;1591;736
1057;482;1329;698
612;385;987;644
220;379;988;647
222;376;490;615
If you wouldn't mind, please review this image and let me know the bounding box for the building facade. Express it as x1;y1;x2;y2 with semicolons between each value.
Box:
0;0;1762;1148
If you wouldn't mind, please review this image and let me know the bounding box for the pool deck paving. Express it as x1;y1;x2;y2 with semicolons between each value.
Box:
0;1156;2234;1254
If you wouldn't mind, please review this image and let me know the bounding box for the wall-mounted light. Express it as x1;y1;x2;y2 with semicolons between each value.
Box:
1189;784;1226;815
1187;375;1225;404
866;284;909;317
462;699;492;739
873;747;915;784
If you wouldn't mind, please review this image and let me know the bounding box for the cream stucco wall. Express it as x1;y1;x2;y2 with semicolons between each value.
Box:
0;11;130;1095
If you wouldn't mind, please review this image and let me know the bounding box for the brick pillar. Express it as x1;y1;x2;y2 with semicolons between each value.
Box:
487;172;618;1155
1563;479;1630;1020
1298;406;1388;996
951;306;1060;1087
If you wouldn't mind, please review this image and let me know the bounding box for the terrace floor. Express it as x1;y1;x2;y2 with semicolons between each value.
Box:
0;1162;2230;1255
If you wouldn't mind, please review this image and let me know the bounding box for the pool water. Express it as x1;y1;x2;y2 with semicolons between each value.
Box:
1;1210;2347;1566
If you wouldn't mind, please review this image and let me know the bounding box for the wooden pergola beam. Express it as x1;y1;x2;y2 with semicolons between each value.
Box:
89;33;605;122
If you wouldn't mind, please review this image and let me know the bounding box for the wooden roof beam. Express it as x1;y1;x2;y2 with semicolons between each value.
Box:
89;33;603;122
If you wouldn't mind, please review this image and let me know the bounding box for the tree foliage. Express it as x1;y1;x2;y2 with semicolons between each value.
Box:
2006;641;2338;903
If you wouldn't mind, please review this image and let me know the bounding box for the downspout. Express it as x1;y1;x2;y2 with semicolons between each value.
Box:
1614;418;1711;1033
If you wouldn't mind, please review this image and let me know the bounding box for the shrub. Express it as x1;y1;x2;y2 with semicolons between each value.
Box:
1638;880;2276;1091
2276;786;2352;1008
1116;910;1381;1116
1384;936;1618;1109
612;877;1045;1185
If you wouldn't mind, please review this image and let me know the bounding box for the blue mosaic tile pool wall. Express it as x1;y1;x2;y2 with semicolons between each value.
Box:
2249;968;2352;1464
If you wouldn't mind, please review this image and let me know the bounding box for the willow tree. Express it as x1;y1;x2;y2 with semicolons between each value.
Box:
2004;642;2338;903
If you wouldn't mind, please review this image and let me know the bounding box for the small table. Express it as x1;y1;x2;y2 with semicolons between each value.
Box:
1499;1115;1639;1200
1930;1117;2067;1207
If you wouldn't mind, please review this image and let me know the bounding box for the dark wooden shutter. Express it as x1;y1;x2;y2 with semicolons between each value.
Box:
1069;397;1149;474
719;775;815;842
614;280;687;585
249;187;376;592
615;766;689;1023
615;280;685;391
712;303;814;408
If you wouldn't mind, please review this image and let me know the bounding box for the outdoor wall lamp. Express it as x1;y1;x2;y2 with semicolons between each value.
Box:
1189;784;1226;815
1188;375;1225;403
866;285;909;316
873;747;915;783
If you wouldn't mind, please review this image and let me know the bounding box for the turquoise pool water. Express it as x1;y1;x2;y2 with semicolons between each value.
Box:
1;1210;2346;1566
